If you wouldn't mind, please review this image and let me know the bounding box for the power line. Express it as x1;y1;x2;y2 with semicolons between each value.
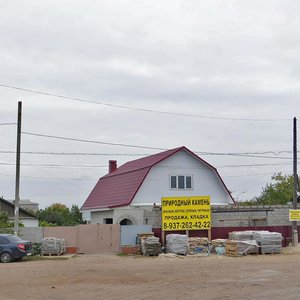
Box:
0;150;148;156
223;171;280;178
0;123;17;126
22;131;167;151
20;131;295;160
0;162;107;168
197;152;292;160
0;161;291;169
218;162;290;168
20;157;91;191
0;149;293;160
0;173;97;181
0;83;291;122
229;165;291;195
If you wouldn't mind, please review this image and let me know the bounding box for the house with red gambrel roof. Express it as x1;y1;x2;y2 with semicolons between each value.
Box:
81;146;234;225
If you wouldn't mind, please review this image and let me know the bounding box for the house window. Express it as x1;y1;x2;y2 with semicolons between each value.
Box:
104;218;113;224
171;176;177;189
170;175;193;190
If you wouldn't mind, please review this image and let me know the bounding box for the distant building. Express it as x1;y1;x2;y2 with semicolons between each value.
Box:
15;199;39;213
0;197;39;227
81;146;234;225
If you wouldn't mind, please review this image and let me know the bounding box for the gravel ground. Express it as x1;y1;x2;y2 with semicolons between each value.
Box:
1;248;300;300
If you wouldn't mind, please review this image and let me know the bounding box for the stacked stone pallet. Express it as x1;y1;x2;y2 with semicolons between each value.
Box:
226;239;259;256
188;237;210;255
253;231;283;254
212;239;227;247
228;230;282;255
211;239;227;253
166;234;188;255
41;237;66;256
141;236;161;256
137;232;154;253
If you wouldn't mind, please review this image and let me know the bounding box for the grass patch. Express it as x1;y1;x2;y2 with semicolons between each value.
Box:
116;253;129;257
116;253;146;259
23;255;71;261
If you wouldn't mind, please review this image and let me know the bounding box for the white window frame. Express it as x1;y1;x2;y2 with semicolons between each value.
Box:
170;175;193;190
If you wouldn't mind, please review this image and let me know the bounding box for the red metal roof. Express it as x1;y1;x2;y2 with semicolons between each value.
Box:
81;146;234;210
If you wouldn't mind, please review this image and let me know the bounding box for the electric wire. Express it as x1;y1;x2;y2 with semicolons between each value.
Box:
0;161;291;169
0;149;294;159
0;173;97;181
0;83;291;122
19;131;296;159
0;150;148;156
22;131;167;151
20;157;91;191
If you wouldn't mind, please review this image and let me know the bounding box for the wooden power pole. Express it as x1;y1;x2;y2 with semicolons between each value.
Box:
14;101;22;236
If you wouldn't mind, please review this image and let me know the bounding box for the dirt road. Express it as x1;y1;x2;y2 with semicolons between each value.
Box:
1;249;300;300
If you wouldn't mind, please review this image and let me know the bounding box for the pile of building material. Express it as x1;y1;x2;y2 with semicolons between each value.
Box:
188;237;210;255
141;236;161;256
225;240;259;256
41;237;66;256
166;234;188;255
226;240;238;256
253;231;283;254
211;239;226;253
137;232;154;253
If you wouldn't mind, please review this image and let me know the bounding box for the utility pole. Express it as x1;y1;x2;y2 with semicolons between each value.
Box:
292;117;298;246
14;101;22;236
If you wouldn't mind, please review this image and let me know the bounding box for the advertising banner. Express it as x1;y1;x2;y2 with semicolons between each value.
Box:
289;209;300;221
161;196;211;231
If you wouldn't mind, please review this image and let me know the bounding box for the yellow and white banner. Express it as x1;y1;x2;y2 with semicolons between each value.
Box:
161;196;211;231
289;209;300;221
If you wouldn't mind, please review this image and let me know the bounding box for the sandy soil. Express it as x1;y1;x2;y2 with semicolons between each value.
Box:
1;248;300;300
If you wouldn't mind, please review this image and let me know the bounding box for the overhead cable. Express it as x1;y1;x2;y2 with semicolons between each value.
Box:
0;83;291;122
22;131;167;151
0;149;293;160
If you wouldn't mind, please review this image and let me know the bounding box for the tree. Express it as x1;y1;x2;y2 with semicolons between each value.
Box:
0;212;23;233
37;203;84;226
252;173;295;205
69;205;83;224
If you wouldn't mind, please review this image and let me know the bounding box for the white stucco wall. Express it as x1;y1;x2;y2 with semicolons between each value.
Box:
90;209;113;224
131;150;232;206
20;218;39;227
90;207;148;225
114;206;151;224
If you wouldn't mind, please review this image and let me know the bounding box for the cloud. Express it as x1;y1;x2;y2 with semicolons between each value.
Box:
0;0;299;207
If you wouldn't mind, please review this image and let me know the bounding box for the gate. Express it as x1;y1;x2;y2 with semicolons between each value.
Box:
44;224;121;254
77;224;120;254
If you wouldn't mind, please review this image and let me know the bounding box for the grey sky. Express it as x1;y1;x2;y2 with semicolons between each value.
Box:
0;0;299;208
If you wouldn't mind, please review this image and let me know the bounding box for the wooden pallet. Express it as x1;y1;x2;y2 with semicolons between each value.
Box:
225;241;239;257
41;252;64;256
225;249;240;257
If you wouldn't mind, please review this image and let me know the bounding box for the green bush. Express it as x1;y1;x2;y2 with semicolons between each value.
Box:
32;242;42;256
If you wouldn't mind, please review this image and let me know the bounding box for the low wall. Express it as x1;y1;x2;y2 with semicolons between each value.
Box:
20;227;44;243
17;205;299;251
212;205;290;227
149;205;298;246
